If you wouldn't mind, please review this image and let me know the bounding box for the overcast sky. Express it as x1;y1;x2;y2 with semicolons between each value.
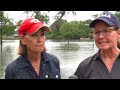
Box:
4;11;115;25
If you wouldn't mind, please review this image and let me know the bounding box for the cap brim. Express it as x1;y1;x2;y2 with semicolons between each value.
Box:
89;18;115;27
27;23;51;34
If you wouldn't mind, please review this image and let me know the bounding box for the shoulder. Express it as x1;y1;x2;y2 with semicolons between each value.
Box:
74;54;96;78
81;55;94;66
45;53;59;63
78;54;96;70
5;56;21;71
44;53;60;70
5;56;22;79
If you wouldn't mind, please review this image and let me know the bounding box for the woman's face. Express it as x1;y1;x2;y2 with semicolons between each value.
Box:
92;21;120;50
20;28;46;53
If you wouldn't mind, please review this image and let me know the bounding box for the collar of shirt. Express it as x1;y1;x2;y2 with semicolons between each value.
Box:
18;51;49;69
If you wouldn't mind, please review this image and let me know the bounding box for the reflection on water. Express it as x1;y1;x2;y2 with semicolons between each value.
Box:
45;40;98;79
0;40;98;79
0;40;19;79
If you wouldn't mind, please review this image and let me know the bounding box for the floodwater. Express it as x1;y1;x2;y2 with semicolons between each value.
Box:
0;40;98;79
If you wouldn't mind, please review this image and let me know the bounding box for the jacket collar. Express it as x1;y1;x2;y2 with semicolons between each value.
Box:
41;51;50;62
18;51;49;69
92;50;101;61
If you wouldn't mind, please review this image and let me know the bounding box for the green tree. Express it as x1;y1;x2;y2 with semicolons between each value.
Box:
0;11;16;36
24;11;50;24
0;11;16;56
115;11;120;20
24;11;76;31
50;11;76;31
59;21;80;44
17;20;23;26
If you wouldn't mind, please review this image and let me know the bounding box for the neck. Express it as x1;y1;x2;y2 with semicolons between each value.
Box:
100;48;120;61
100;48;120;73
27;51;41;75
27;51;41;63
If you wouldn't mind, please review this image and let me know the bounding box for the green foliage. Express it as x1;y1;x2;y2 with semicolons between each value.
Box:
0;11;17;36
24;11;50;24
5;11;120;39
17;20;23;26
35;11;50;24
115;11;120;20
60;21;79;39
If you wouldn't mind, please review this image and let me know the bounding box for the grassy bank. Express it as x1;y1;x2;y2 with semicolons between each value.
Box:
1;36;19;40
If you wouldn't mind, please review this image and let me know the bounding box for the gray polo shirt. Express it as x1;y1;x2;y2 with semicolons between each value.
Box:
74;51;120;79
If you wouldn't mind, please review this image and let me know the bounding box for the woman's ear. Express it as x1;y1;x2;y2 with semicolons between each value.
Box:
117;29;120;36
19;34;26;45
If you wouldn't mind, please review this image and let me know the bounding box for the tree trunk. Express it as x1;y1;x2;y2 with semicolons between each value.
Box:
0;31;2;60
68;39;69;45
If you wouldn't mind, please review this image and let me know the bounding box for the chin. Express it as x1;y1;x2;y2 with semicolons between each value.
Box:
34;49;44;53
98;47;110;51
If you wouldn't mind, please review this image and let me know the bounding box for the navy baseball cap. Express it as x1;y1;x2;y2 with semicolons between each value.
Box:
89;12;120;28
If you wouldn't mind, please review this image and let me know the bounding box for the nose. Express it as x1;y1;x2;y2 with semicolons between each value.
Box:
37;35;43;41
98;31;105;38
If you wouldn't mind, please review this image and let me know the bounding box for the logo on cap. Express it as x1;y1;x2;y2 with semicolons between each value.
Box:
99;13;111;18
30;19;40;23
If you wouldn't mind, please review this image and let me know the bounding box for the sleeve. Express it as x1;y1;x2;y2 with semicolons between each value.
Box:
74;55;95;79
57;59;61;79
53;56;61;79
74;62;84;79
47;53;61;79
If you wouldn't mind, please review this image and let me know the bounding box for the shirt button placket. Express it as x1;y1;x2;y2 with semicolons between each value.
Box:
43;63;48;79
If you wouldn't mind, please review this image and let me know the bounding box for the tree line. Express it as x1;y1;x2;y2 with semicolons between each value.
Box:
1;11;120;40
